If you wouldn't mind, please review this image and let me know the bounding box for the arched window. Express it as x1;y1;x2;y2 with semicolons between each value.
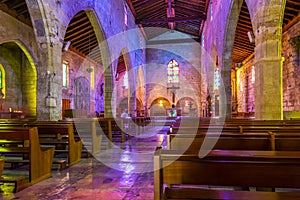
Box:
167;59;179;84
0;64;5;98
62;61;69;87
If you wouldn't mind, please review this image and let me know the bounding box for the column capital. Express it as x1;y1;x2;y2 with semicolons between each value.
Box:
253;57;284;66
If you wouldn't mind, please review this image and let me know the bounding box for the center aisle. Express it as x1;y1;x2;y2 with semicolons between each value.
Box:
7;125;169;200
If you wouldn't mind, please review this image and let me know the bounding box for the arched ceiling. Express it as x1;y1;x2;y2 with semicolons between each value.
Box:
0;0;299;66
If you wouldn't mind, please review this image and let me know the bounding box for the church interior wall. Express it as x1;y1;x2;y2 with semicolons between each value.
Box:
282;20;300;118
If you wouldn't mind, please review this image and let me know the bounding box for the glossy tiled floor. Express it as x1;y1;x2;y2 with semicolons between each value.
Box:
1;125;168;200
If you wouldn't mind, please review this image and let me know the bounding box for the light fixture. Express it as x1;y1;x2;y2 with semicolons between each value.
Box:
159;100;163;107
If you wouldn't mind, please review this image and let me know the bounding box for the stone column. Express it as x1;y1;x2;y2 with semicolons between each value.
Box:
104;73;114;118
220;61;232;118
128;69;136;117
253;5;284;120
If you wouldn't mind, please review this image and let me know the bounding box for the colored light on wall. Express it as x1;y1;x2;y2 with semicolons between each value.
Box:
0;65;5;98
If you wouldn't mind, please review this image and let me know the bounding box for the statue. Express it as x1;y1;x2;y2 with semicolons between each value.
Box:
0;88;4;111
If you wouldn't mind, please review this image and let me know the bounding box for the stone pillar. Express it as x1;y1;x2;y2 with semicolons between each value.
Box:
128;68;136;117
104;74;114;118
253;5;284;120
254;57;283;119
129;93;136;117
220;61;232;118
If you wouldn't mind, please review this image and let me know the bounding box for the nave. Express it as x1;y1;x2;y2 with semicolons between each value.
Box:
1;125;168;200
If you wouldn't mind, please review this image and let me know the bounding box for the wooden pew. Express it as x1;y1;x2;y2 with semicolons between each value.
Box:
164;188;300;200
97;118;127;143
154;148;300;200
25;123;82;166
72;118;102;155
170;124;300;135
0;127;54;191
167;132;300;152
172;117;300;127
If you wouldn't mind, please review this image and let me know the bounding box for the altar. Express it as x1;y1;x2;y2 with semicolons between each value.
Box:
166;108;181;117
0;111;24;119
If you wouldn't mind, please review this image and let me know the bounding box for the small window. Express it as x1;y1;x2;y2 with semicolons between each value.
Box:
62;62;69;87
251;66;255;84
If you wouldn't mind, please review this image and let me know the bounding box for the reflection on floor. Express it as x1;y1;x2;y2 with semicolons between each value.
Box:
1;125;168;200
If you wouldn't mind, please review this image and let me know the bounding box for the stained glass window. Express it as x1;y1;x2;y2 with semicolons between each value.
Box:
167;59;179;84
63;62;69;87
214;68;220;90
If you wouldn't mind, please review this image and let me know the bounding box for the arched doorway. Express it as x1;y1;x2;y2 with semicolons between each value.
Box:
150;97;171;116
176;97;198;116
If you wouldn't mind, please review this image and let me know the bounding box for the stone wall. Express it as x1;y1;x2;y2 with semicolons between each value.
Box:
62;50;103;116
146;31;202;116
0;43;36;117
282;20;300;118
235;58;255;113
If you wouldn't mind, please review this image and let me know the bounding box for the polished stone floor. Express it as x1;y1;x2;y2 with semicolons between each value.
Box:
0;125;168;200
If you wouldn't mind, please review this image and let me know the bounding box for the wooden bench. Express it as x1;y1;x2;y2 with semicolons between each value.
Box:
154;148;300;200
170;124;300;135
25;123;82;166
167;132;300;152
97;118;127;143
0;127;54;191
164;187;300;200
72;118;102;155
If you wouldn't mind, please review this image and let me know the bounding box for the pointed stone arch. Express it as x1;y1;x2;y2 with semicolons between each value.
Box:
0;41;37;118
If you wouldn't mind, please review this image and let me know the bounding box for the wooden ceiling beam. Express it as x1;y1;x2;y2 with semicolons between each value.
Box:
134;0;160;10
65;26;93;40
138;7;165;20
137;16;205;24
9;1;26;10
67;29;94;43
65;21;91;36
176;0;205;11
286;0;300;6
137;1;165;16
175;3;204;14
175;6;202;17
283;12;300;32
125;0;137;17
